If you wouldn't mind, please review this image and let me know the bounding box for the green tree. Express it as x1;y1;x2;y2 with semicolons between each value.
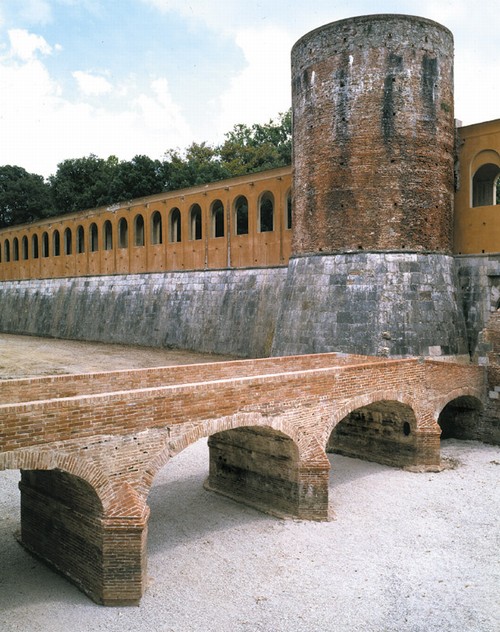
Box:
0;165;52;228
108;155;167;201
49;154;119;214
218;110;292;176
164;142;230;190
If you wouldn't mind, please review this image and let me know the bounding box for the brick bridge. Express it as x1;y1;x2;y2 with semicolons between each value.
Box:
0;353;485;605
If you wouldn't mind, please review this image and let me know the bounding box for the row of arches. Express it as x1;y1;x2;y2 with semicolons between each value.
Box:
0;382;483;605
0;168;293;279
0;192;291;263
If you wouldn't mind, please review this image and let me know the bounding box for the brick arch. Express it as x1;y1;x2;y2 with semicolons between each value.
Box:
142;410;324;496
322;389;421;446
432;387;484;423
0;448;111;513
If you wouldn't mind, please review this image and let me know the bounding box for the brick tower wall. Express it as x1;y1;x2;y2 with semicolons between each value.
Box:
291;14;455;255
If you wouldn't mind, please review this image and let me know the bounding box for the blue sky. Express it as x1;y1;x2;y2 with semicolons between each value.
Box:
0;0;499;178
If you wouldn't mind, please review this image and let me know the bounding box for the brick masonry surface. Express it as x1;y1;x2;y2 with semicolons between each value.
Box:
0;352;486;604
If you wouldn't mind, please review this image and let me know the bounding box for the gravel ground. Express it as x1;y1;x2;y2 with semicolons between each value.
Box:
0;335;499;631
0;440;498;632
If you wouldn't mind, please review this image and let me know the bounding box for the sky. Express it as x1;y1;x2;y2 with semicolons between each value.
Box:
0;0;499;179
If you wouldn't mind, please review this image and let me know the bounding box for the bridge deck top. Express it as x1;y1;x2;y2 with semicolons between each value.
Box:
0;352;403;406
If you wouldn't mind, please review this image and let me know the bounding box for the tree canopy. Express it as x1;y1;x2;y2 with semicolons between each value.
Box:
0;166;52;229
0;110;292;228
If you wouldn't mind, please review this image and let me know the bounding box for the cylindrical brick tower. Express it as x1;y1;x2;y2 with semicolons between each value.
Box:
272;15;468;358
291;14;454;255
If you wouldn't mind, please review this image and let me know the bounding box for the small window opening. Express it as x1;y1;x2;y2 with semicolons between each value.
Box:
76;226;85;254
90;223;98;252
151;211;162;245
235;196;249;235
53;230;61;256
286;191;292;230
12;238;19;261
169;208;181;243
259;192;274;232
134;214;145;247
64;228;72;255
211;200;224;238
42;232;49;257
4;239;11;262
118;218;128;248
104;220;113;250
21;236;28;260
189;204;202;240
32;234;39;259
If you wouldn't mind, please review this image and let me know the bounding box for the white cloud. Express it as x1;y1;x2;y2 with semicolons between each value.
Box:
211;26;293;138
0;34;193;177
72;70;112;96
8;28;53;61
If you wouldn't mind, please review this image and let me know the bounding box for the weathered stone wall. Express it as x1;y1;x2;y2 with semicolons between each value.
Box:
456;254;500;357
271;252;469;358
0;267;287;358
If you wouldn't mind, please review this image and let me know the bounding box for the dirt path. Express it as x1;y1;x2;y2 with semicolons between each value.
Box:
0;333;235;379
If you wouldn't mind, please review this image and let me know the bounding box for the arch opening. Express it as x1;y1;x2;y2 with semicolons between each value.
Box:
134;214;145;247
472;163;500;207
169;207;181;243
151;210;162;245
234;196;249;235
103;220;113;251
438;396;483;441
327;400;420;468
17;468;105;602
206;425;308;519
189;204;202;240
118;218;128;248
211;200;224;238
259;192;274;232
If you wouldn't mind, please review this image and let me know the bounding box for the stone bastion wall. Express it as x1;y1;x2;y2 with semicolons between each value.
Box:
0;254;497;360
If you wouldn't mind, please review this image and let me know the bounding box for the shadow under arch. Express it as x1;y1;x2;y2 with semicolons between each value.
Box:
438;395;483;441
327;399;420;468
144;413;330;521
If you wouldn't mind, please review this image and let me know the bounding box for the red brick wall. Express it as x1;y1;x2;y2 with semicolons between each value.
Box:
291;15;454;255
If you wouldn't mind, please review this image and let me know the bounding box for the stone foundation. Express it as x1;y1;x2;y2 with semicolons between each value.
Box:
272;252;469;357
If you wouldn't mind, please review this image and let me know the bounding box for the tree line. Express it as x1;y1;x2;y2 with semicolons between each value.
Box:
0;110;291;229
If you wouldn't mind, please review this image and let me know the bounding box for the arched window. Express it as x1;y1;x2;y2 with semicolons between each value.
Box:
32;234;39;259
151;211;162;245
76;226;85;254
472;163;500;207
64;228;72;255
234;196;249;235
42;232;49;257
211;200;224;238
286;190;292;230
259;192;274;232
53;230;61;256
134;214;144;247
104;220;113;250
22;236;28;260
118;218;128;248
4;239;10;262
169;208;181;242
189;204;202;240
90;223;98;252
13;237;19;261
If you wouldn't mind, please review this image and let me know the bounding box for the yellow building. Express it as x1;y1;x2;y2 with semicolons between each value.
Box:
454;118;500;254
